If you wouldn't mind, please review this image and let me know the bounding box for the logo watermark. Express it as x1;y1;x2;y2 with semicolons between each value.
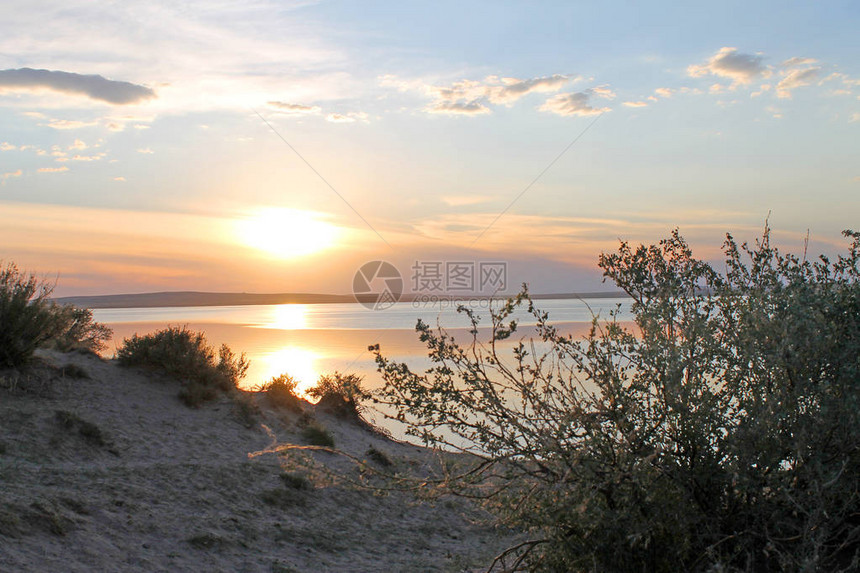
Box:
352;261;404;310
353;260;508;310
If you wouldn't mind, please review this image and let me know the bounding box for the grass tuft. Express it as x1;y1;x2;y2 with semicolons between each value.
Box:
54;410;108;447
279;472;312;490
301;423;335;447
365;446;393;467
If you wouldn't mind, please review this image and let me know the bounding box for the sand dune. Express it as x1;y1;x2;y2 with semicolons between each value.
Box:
0;350;515;572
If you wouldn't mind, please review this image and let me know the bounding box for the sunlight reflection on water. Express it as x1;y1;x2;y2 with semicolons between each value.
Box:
94;298;632;393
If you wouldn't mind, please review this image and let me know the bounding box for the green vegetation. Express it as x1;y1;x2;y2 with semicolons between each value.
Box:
301;423;335;448
308;372;369;419
117;326;249;407
54;410;108;447
232;390;261;428
279;472;312;490
0;262;111;368
373;227;860;572
365;446;392;468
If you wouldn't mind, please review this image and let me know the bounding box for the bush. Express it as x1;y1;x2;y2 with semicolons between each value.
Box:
308;372;369;419
373;227;860;572
258;374;303;412
117;326;249;407
0;262;112;368
47;306;112;354
301;423;335;448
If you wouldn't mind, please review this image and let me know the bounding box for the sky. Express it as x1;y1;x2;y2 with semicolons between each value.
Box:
0;0;858;297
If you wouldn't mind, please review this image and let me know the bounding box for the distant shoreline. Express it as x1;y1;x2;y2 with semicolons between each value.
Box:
54;290;630;309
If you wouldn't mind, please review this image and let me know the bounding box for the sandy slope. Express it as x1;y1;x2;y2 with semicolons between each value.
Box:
0;350;515;572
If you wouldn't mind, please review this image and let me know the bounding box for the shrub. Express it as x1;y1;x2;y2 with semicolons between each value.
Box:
373;227;860;572
58;363;89;379
232;391;261;428
308;372;369;419
117;326;249;407
54;410;108;447
301;423;335;448
0;262;112;368
258;374;303;412
280;472;312;490
365;446;392;468
47;306;112;354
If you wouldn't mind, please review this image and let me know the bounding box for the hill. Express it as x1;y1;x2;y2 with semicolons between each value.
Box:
0;350;514;572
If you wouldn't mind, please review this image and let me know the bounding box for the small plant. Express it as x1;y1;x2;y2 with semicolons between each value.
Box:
186;532;227;550
258;374;303;412
307;372;369;419
301;423;334;447
260;487;306;508
279;472;312;490
54;410;108;447
58;363;89;379
365;446;392;468
117;326;249;407
232;391;261;428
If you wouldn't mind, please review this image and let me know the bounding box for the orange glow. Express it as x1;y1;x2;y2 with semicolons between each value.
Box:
236;208;340;259
259;346;320;395
258;304;310;330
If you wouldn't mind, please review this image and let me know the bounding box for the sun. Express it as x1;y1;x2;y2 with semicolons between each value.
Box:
236;208;340;259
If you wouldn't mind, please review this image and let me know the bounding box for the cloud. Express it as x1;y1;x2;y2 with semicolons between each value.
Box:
69;139;87;150
0;68;155;104
427;100;491;115
37;166;69;173
137;148;154;154
441;195;493;207
851;113;860;123
114;176;126;182
782;57;818;68
485;74;571;105
622;101;648;108
765;106;783;119
1;169;22;181
0;142;15;151
654;87;673;98
540;89;611;117
43;119;99;130
71;154;103;161
776;66;821;99
383;73;573;116
688;47;769;87
267;101;322;115
324;111;369;123
591;85;616;99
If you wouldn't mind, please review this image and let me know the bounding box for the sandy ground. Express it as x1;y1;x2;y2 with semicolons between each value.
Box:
0;350;516;572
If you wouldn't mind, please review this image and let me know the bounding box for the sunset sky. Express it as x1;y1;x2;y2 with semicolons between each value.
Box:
1;1;858;296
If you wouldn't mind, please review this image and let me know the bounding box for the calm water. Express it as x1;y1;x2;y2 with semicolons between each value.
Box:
94;298;632;394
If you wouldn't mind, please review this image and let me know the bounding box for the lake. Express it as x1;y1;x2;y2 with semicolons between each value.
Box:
94;297;633;395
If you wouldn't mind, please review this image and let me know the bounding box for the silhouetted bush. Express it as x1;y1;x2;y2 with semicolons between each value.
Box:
374;227;860;572
0;262;111;368
259;373;303;412
117;326;249;407
308;372;368;419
